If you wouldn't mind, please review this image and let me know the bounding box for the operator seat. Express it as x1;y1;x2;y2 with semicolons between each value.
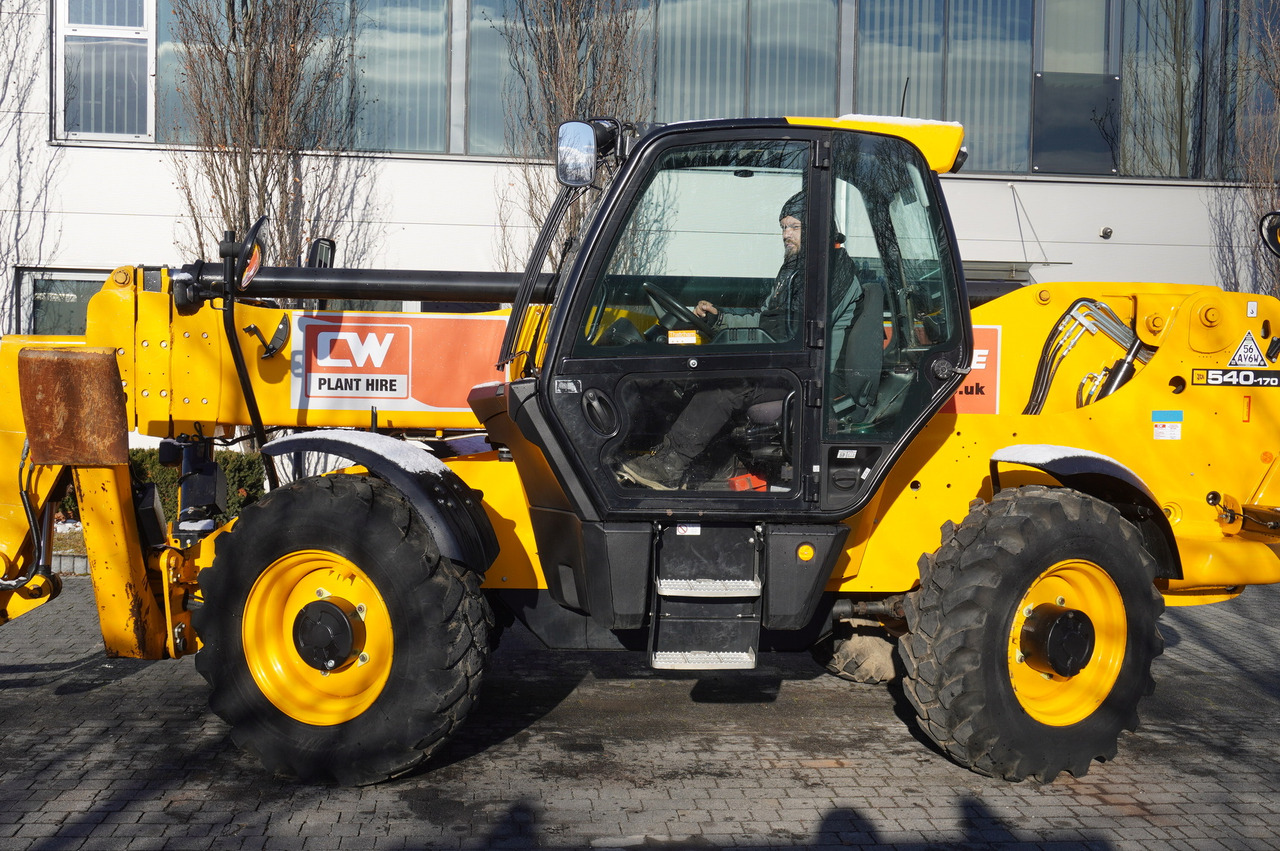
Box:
829;277;886;425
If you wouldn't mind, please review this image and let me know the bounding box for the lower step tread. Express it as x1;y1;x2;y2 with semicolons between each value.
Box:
650;650;757;670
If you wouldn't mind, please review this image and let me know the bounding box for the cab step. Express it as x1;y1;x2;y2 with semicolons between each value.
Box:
648;523;763;671
651;650;757;670
655;577;763;598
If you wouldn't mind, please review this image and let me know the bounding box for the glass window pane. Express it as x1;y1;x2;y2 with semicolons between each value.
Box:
947;0;1033;172
857;0;945;118
29;274;104;335
64;35;147;135
657;0;747;121
748;0;837;116
1032;71;1119;173
357;0;449;152
1043;0;1107;73
1118;0;1205;177
827;131;960;438
68;0;143;28
468;0;512;154
154;0;186;143
577;138;810;355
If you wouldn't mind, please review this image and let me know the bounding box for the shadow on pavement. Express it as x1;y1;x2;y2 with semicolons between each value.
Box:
458;795;1114;849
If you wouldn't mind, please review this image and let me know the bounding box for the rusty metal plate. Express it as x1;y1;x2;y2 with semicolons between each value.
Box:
18;347;129;466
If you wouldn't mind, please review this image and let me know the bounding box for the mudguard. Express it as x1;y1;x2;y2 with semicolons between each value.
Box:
989;444;1182;579
262;430;498;572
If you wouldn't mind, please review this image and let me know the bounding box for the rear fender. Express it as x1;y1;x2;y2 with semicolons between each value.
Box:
262;430;498;572
990;444;1182;580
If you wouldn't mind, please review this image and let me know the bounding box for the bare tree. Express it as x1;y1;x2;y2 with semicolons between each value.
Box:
1;0;62;334
165;0;382;266
491;0;654;272
1211;2;1280;295
1119;0;1206;178
1123;1;1280;294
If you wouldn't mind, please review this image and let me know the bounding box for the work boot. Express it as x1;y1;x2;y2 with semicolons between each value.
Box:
619;443;689;490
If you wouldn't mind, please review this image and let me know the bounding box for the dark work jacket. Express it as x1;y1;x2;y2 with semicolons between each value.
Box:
716;254;807;342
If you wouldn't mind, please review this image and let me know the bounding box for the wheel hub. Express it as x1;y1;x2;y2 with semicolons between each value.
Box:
1019;603;1095;677
293;598;365;672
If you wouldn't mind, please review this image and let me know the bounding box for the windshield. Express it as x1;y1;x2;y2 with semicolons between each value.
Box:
573;138;812;355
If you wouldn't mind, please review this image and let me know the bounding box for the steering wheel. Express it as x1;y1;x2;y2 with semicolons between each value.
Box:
642;282;717;337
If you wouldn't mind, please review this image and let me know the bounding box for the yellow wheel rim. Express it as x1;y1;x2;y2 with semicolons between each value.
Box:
1007;559;1126;726
243;550;393;726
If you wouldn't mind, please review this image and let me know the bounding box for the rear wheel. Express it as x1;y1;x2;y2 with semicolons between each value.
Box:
194;474;491;784
899;486;1164;781
817;617;902;684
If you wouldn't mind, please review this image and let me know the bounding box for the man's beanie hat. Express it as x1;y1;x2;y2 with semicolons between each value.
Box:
780;191;805;222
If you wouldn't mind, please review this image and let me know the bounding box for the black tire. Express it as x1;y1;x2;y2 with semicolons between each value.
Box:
816;617;903;684
899;485;1164;782
193;474;492;785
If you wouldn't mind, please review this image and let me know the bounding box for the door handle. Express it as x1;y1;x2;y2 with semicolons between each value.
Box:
582;388;618;436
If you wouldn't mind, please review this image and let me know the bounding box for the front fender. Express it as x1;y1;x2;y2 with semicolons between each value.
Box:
990;444;1181;579
262;430;498;571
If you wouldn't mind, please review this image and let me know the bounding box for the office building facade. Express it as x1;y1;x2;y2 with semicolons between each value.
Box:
2;0;1260;333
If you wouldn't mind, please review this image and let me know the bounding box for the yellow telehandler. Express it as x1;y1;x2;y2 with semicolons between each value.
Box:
4;115;1279;785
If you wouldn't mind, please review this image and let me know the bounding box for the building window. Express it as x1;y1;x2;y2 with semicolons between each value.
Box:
468;0;509;154
156;0;453;152
47;0;1248;180
856;0;1033;173
355;0;451;153
948;0;1034;173
13;269;109;335
857;0;945;119
1031;0;1120;175
57;0;155;140
1116;0;1243;180
656;0;838;122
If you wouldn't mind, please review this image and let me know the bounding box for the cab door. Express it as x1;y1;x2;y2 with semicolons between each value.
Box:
540;125;969;522
543;128;825;519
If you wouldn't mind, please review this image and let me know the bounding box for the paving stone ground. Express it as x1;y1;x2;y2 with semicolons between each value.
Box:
2;575;1278;850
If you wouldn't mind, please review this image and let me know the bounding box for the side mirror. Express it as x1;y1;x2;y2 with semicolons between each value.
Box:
557;121;598;187
306;237;336;268
235;216;268;290
1261;212;1280;260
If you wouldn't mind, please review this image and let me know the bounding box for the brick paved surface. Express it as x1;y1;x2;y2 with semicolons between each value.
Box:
2;575;1278;850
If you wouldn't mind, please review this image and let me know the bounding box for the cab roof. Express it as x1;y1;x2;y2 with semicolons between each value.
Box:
786;114;966;174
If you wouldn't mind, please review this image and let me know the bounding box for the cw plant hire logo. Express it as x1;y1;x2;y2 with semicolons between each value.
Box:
303;319;411;400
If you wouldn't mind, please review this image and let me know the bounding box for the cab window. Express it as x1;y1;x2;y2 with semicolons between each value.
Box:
575;138;811;355
824;131;963;439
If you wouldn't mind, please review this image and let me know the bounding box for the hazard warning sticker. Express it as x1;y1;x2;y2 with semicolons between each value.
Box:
1228;330;1268;367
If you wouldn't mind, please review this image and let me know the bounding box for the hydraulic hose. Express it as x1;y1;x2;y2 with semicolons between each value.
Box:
221;288;280;490
2;441;51;591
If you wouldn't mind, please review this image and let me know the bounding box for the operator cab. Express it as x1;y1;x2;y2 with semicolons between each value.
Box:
477;117;971;666
538;119;971;520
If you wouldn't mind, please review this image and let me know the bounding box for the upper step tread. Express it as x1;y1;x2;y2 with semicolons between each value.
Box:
655;578;763;598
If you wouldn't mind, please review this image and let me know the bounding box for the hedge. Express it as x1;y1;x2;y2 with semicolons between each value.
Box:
59;448;265;524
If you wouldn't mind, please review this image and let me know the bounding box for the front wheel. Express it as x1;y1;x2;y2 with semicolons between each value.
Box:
194;474;492;784
899;486;1164;782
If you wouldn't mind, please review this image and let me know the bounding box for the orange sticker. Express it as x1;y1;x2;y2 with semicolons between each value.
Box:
293;311;507;412
942;325;1000;415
